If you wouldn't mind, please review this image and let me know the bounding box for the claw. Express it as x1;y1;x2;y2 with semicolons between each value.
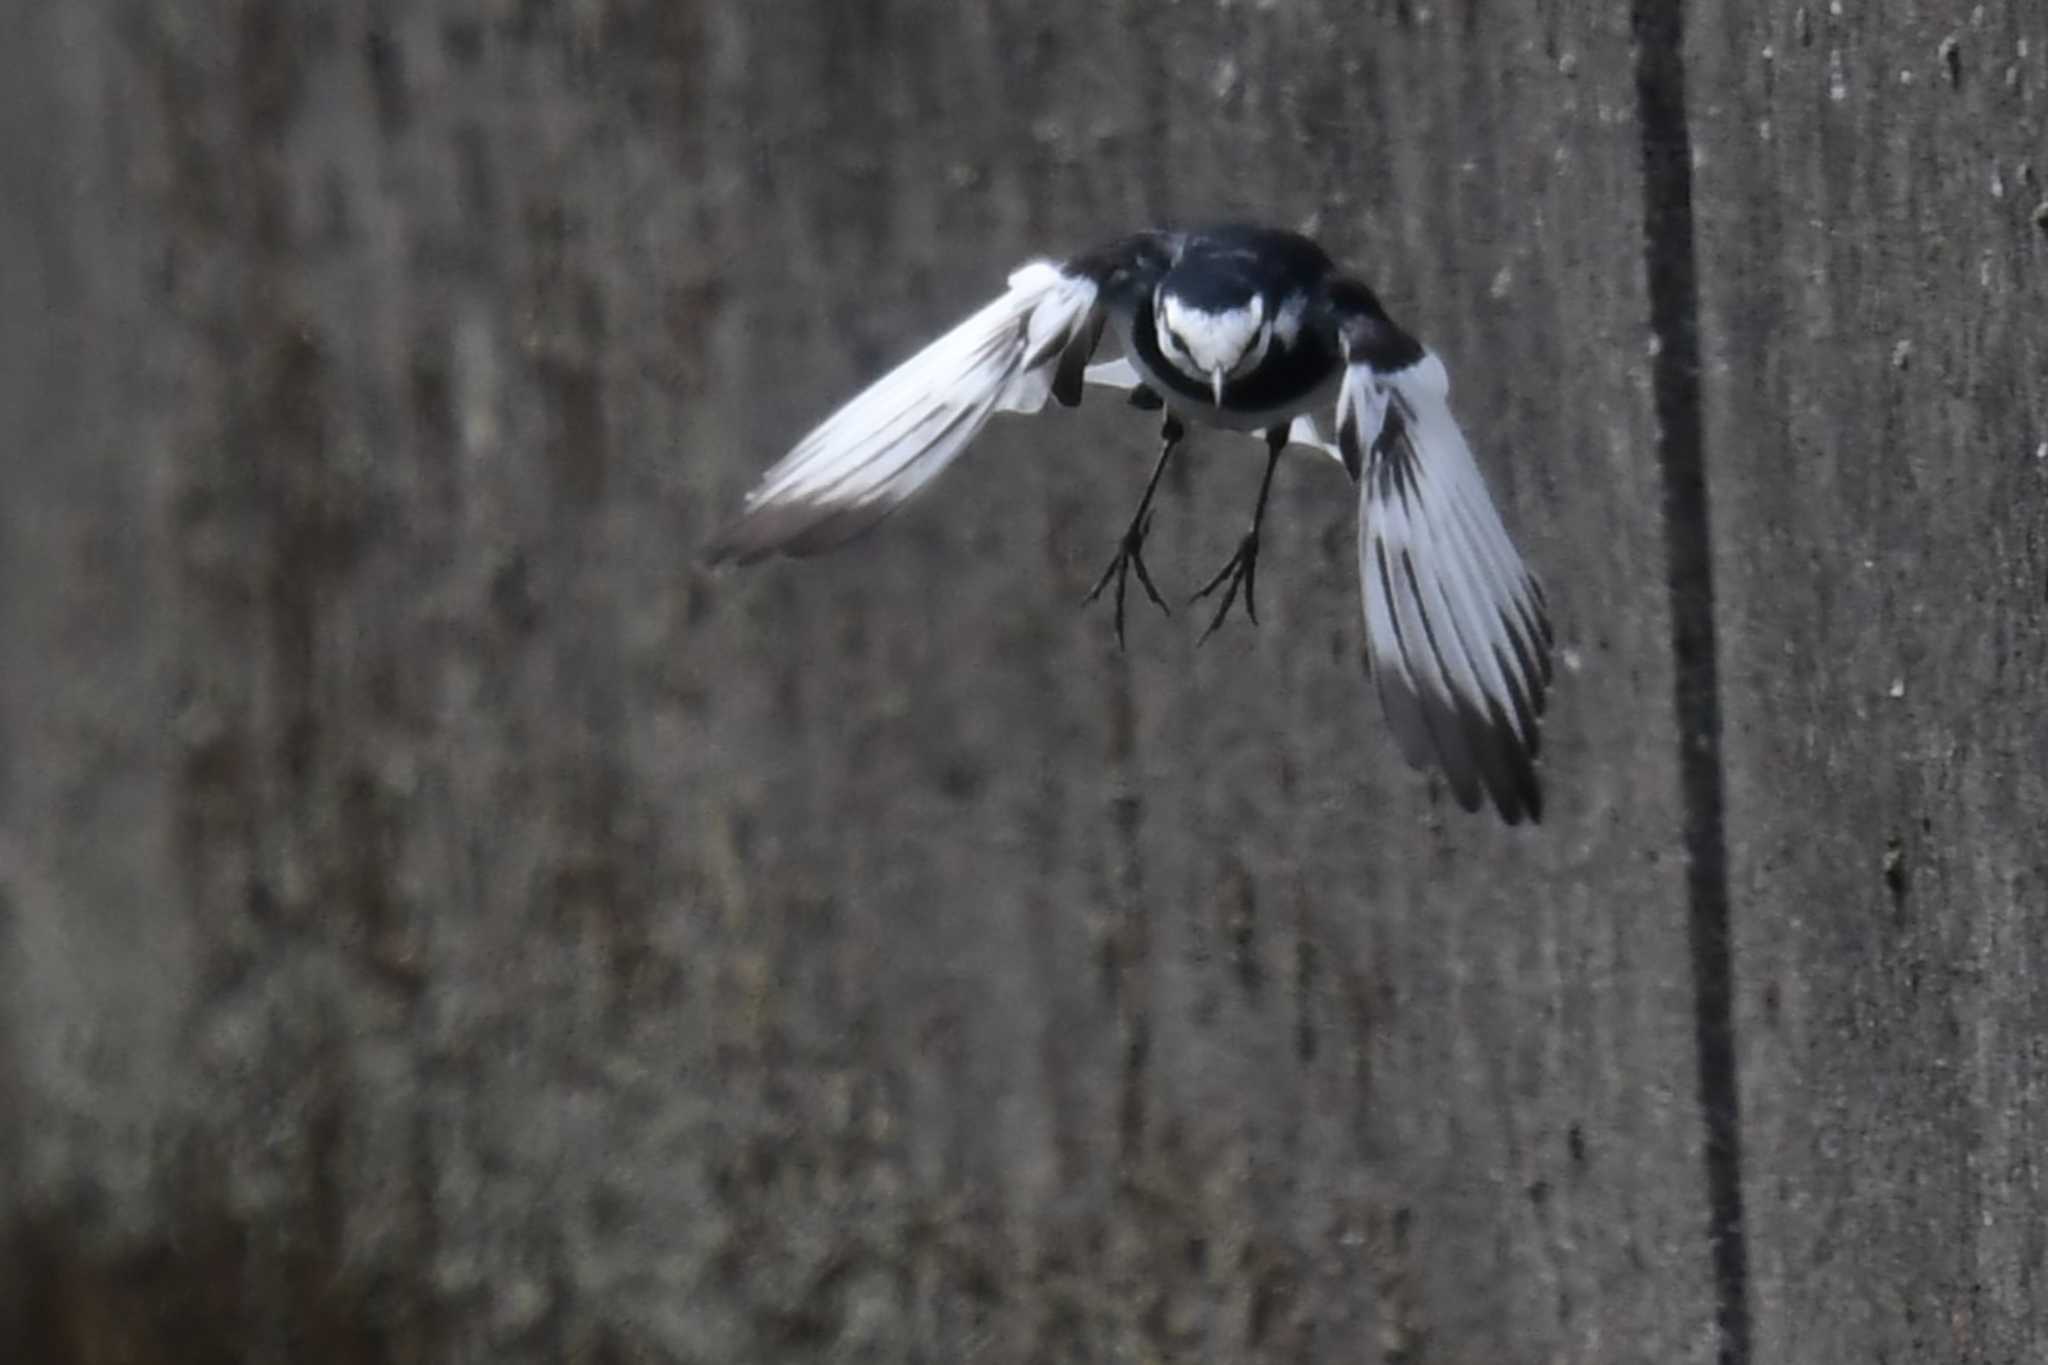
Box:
1086;416;1186;648
1085;509;1170;649
1191;531;1260;644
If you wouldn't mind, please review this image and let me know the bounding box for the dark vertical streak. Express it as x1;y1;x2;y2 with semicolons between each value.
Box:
1630;4;1750;1364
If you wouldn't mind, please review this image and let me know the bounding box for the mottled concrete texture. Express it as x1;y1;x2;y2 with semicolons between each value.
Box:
1;2;2042;1362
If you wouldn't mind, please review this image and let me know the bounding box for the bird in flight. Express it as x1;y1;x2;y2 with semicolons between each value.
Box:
706;225;1554;823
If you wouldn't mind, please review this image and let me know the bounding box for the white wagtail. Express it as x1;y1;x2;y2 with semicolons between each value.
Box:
706;224;1554;822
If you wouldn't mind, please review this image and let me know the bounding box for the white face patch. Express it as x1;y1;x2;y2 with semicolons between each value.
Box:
1157;293;1269;385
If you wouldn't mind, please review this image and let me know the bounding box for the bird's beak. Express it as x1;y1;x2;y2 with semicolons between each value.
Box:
1210;368;1226;407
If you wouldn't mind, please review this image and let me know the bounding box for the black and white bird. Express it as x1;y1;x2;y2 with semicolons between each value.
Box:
706;225;1554;823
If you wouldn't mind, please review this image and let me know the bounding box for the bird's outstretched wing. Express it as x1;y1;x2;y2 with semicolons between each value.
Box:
1327;287;1553;823
705;236;1171;565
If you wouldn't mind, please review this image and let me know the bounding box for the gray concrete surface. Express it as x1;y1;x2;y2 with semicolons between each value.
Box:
1692;4;2048;1361
0;1;2041;1361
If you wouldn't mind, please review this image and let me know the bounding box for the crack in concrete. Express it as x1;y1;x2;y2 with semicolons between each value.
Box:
1629;3;1752;1363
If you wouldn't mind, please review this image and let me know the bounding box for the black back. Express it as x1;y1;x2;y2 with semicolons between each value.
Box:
1164;224;1336;310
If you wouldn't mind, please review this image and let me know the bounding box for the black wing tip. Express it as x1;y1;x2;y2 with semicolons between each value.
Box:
703;496;889;567
1476;704;1546;826
701;512;782;568
1463;707;1546;825
1380;672;1545;825
700;517;756;568
701;510;759;567
1440;744;1544;826
1490;758;1545;826
1372;670;1546;826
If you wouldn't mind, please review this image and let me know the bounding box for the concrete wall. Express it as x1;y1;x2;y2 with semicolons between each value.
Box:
1;2;2041;1361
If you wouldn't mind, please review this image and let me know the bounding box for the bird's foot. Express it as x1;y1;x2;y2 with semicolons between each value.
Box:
1192;531;1260;643
1084;510;1169;649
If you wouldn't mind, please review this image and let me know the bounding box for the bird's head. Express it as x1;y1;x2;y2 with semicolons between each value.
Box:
1155;288;1273;406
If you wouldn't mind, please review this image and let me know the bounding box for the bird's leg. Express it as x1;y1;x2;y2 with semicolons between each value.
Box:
1085;412;1185;648
1192;424;1287;642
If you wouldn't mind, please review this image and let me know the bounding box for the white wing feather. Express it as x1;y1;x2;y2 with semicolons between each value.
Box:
1355;352;1552;822
1082;355;1142;391
1284;412;1343;463
708;262;1100;563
